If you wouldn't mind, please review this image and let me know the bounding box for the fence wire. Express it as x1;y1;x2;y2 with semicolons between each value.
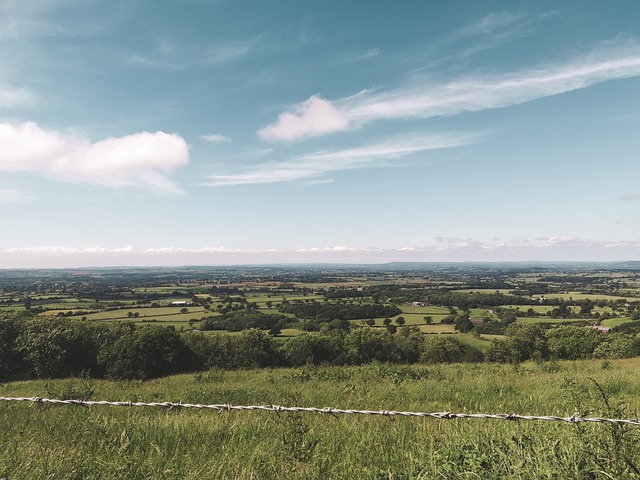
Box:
1;396;640;426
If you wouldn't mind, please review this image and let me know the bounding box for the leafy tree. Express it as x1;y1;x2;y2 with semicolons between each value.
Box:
97;325;194;379
593;333;640;359
579;303;594;316
278;302;401;322
487;324;547;363
486;338;517;363
440;315;455;324
420;336;482;364
231;329;280;368
454;314;473;333
200;311;292;332
549;304;572;319
394;326;423;363
395;316;405;326
17;317;100;378
343;328;398;364
0;314;26;381
181;332;234;369
546;326;602;360
268;324;282;336
279;333;342;366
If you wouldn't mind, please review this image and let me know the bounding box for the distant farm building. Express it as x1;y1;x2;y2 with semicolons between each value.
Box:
411;302;429;307
588;325;612;334
171;301;188;306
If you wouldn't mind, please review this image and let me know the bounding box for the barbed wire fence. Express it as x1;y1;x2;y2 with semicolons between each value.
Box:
1;396;640;426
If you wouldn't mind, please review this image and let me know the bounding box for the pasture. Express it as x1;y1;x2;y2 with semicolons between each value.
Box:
1;359;640;478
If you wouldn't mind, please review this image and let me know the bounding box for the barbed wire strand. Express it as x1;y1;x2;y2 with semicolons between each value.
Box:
1;396;639;426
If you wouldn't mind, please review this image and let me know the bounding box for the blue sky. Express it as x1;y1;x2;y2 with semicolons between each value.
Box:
1;0;640;267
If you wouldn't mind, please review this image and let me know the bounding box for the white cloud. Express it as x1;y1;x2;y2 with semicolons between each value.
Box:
258;41;640;141
206;132;476;186
201;133;231;143
0;122;189;193
258;95;350;141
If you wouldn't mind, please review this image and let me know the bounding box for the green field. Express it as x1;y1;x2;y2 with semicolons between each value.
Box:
77;306;208;322
2;359;640;478
516;317;588;325
601;317;633;328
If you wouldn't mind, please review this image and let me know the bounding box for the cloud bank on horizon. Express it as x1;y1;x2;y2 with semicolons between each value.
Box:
1;1;639;265
2;237;640;268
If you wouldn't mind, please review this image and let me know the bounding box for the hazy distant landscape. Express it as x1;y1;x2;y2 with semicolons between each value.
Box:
2;0;640;477
2;263;640;477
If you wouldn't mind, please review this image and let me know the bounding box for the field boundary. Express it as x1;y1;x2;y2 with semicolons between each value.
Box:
1;396;640;426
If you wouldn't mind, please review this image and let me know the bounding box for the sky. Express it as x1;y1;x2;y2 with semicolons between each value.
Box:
1;0;640;267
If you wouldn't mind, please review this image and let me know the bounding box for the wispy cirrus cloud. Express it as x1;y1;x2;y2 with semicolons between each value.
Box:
0;0;68;40
458;11;526;36
127;38;255;71
0;122;189;193
259;40;640;141
0;83;34;108
360;48;381;60
201;133;231;143
206;132;477;186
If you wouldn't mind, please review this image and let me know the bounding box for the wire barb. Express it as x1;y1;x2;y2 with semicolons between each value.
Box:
0;396;639;426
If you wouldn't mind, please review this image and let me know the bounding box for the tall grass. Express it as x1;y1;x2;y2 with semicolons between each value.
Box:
2;359;640;479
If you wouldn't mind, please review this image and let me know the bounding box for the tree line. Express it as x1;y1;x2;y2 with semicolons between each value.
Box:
1;313;638;383
277;302;402;321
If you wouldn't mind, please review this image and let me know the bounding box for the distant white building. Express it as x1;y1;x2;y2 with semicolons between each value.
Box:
171;301;187;306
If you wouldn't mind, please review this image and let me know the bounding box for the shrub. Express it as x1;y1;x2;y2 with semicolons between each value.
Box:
592;333;640;359
97;324;195;379
0;314;26;381
279;332;342;366
420;335;482;364
16;316;100;378
546;326;601;360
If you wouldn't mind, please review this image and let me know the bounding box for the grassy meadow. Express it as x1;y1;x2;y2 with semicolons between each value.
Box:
2;359;640;479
